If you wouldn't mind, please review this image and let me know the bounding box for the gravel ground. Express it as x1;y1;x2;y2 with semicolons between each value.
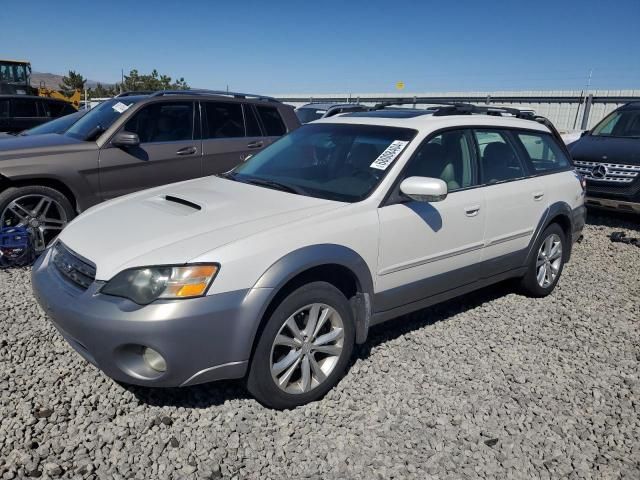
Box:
1;212;639;480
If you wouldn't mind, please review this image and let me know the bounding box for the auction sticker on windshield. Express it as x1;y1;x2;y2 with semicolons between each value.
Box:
370;140;409;170
112;102;132;114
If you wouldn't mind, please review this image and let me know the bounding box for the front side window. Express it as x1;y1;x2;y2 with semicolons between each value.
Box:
591;110;640;138
475;130;525;184
124;102;194;143
203;102;244;138
403;129;476;191
516;132;570;172
12;99;38;117
256;106;286;136
230;123;416;202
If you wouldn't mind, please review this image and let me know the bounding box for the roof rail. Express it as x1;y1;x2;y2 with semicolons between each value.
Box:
150;89;280;102
115;91;155;97
371;100;564;145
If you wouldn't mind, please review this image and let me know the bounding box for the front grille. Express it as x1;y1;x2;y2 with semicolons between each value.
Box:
51;243;96;290
574;160;640;184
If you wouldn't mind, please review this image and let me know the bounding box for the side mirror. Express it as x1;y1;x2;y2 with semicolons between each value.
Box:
580;130;589;138
112;131;140;147
400;176;448;202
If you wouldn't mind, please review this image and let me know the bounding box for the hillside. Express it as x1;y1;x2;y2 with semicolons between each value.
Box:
31;71;109;90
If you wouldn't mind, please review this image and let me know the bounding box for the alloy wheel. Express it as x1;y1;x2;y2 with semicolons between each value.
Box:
536;233;563;288
270;303;344;394
0;195;68;253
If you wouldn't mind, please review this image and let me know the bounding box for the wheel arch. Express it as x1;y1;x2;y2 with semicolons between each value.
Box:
0;174;79;212
527;201;574;265
250;244;375;356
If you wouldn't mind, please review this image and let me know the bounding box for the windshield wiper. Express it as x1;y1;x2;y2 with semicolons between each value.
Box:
243;178;307;195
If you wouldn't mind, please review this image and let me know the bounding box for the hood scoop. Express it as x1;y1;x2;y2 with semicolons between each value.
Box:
142;195;203;216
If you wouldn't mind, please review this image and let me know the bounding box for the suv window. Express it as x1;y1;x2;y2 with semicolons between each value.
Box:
0;100;8;118
204;102;244;138
591;109;640;138
516;132;570;173
474;130;525;183
244;104;262;137
125;102;194;143
256;106;286;136
404;129;476;191
12;98;38;117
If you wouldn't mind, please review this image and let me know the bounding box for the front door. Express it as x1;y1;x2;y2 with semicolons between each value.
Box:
376;129;486;312
98;101;202;200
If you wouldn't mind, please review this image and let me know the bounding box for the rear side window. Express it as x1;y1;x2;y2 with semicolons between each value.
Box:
244;104;262;137
256;106;286;136
12;99;38;117
204;102;244;138
0;100;8;118
516;132;570;173
474;130;525;184
125;102;194;143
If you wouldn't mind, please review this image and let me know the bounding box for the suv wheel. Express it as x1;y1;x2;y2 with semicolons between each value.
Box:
247;281;355;409
0;186;75;253
520;223;566;297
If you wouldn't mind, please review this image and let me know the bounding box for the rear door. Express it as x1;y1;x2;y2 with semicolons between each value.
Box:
98;100;202;200
255;104;287;146
201;101;267;175
474;129;549;275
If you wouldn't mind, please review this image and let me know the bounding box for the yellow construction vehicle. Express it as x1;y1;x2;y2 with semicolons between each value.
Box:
0;59;80;109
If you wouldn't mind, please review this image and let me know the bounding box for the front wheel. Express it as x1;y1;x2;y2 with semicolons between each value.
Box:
0;186;75;254
247;282;355;409
520;223;566;297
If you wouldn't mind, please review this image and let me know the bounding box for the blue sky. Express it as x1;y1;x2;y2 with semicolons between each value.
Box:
2;0;639;93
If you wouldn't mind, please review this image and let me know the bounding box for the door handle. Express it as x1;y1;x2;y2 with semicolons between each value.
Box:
464;205;481;217
533;191;545;201
176;146;197;156
247;141;264;149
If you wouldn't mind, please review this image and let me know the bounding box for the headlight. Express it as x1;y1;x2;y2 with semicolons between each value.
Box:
101;264;219;305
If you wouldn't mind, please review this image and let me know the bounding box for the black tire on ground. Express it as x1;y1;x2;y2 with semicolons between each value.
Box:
0;185;75;250
519;223;567;297
247;281;355;409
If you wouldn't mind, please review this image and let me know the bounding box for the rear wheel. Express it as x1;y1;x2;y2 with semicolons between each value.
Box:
520;223;566;297
0;186;75;253
247;282;355;409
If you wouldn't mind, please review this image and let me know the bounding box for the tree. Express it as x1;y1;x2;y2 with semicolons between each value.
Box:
121;69;189;92
59;70;86;91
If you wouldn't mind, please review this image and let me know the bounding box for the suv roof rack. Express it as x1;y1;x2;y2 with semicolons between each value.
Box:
150;89;280;102
371;100;563;145
115;91;156;97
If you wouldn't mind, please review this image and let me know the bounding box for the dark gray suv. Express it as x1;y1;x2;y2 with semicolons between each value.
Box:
0;90;299;251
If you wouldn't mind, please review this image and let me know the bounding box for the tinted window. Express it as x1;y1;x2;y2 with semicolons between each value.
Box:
404;130;475;191
204;102;244;138
256;106;286;136
296;108;325;124
244;104;262;137
12;99;38;117
475;130;525;183
516;132;570;172
43;101;69;117
0;100;8;118
591;109;640;138
232;123;416;202
125;102;194;143
65;98;140;141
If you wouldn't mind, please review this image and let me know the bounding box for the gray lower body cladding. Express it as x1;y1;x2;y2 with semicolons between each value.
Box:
31;249;272;387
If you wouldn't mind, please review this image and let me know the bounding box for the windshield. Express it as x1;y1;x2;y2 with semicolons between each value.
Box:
295;107;326;124
230;123;416;202
23;111;85;136
591;109;640;138
65;98;138;141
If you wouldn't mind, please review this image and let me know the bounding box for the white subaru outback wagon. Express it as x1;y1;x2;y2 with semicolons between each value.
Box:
32;104;586;409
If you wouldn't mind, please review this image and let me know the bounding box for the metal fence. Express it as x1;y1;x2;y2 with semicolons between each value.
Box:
274;90;640;132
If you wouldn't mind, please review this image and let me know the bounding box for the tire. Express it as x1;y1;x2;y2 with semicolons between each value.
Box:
247;281;355;409
519;223;566;297
0;185;75;253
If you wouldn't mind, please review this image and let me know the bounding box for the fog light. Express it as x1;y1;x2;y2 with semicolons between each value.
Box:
142;347;166;372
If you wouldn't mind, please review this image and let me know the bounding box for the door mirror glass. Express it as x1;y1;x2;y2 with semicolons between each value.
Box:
400;176;448;202
112;131;140;147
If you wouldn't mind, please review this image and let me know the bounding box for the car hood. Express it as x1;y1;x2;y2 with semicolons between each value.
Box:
0;133;90;160
569;135;640;165
58;176;345;280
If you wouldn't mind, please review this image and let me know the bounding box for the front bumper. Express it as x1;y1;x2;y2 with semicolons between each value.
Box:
585;196;640;214
31;249;272;387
